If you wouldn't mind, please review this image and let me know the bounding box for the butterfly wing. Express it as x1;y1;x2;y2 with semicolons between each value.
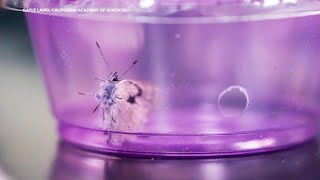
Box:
108;79;155;143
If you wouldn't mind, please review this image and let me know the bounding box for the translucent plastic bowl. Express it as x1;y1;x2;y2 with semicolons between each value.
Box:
52;141;320;179
3;0;320;157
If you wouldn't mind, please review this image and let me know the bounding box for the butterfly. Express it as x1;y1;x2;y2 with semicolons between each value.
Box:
79;42;155;143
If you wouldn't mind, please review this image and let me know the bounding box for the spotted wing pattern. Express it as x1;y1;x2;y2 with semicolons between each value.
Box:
106;79;155;143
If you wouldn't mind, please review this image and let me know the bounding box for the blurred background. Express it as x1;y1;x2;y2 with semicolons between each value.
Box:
0;8;56;180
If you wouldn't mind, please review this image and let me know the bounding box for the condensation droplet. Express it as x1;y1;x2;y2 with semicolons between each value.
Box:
218;86;249;118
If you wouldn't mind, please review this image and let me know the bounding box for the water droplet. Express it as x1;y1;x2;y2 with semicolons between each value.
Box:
218;86;249;118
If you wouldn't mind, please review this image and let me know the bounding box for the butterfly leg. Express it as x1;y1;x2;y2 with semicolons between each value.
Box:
94;77;106;82
111;116;116;123
78;92;95;96
116;95;122;99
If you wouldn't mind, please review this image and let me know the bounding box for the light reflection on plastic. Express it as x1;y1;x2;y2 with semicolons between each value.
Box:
234;138;275;150
139;0;155;9
200;163;226;180
283;0;298;4
253;1;262;6
84;157;105;168
263;0;280;7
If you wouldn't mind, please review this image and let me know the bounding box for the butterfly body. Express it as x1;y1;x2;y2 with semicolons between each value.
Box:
96;73;118;107
93;72;125;130
79;42;155;143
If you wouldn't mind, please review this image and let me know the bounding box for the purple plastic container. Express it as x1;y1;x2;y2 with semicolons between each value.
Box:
2;0;320;157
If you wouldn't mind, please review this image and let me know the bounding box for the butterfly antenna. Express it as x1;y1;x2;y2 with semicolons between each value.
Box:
96;42;112;72
121;60;138;77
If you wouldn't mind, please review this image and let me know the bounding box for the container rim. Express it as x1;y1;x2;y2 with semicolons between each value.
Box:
2;0;320;23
